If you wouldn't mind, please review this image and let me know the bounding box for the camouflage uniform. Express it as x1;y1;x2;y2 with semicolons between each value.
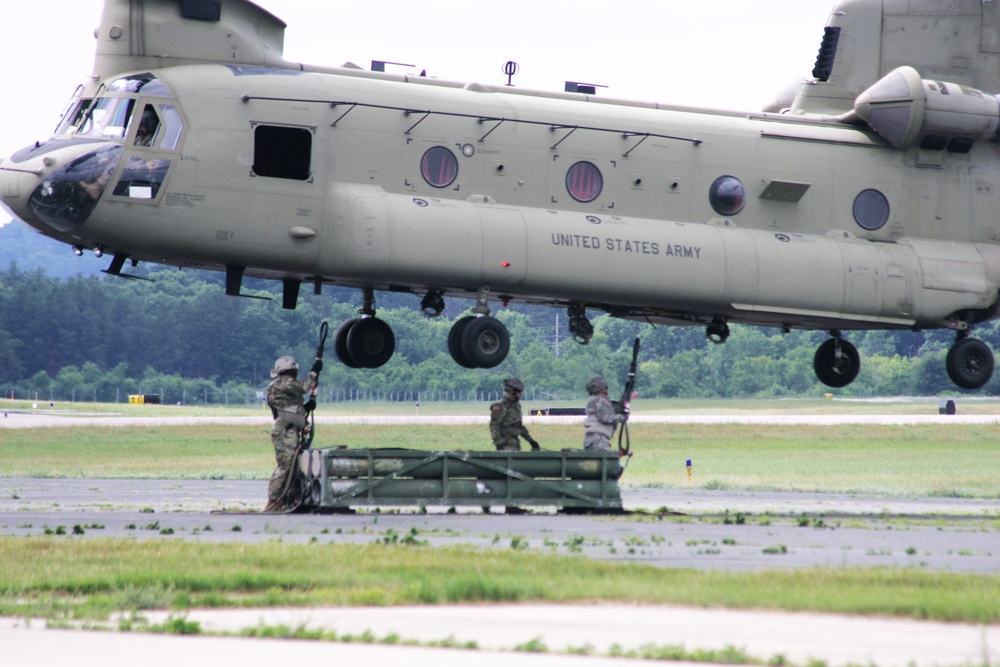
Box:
489;378;539;451
264;357;317;511
582;376;625;451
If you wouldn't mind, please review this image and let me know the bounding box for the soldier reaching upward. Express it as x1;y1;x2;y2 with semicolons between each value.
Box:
263;355;319;512
582;375;625;451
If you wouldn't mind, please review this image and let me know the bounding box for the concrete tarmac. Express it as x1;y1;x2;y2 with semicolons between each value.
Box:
1;479;998;571
4;604;998;667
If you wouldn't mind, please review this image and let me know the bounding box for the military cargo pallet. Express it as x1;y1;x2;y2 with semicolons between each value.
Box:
293;447;623;511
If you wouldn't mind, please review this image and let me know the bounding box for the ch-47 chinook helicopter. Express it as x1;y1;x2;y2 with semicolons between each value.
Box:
3;0;1000;390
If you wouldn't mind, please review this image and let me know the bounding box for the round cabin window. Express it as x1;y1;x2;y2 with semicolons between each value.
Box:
853;188;890;231
566;161;603;203
420;146;458;188
709;175;746;216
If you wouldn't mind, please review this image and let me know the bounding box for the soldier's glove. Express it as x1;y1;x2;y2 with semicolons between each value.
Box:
303;399;317;412
612;400;625;414
310;359;323;374
527;438;541;451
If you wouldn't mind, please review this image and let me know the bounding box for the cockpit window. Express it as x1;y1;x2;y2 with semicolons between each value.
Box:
75;97;135;140
54;85;92;135
132;105;161;147
107;73;171;96
158;105;184;150
27;144;123;232
113;156;171;200
56;99;94;135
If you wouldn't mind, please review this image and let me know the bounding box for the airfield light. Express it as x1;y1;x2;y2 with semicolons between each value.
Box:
686;459;692;481
501;261;511;268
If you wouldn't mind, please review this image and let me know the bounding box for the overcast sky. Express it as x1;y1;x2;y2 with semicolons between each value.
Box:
0;1;832;159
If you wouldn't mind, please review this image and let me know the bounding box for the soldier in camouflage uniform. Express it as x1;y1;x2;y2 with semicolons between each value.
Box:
489;378;540;451
582;375;625;451
263;355;319;512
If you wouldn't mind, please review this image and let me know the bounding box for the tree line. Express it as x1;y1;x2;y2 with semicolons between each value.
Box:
1;261;997;404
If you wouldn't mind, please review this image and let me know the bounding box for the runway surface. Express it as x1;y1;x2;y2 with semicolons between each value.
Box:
2;476;999;667
1;478;997;572
2;411;998;665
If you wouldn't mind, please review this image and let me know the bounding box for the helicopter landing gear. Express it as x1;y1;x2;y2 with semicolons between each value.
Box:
447;287;510;369
447;316;510;368
333;288;396;369
705;318;730;344
813;331;860;388
567;304;594;345
946;332;994;390
420;289;445;317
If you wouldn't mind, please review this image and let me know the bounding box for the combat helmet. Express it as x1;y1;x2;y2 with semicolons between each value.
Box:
502;378;525;393
586;376;609;394
270;355;299;378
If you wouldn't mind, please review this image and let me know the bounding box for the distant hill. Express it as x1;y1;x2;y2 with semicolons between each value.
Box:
0;219;106;280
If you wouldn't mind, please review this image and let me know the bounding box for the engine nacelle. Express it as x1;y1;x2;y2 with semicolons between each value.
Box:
854;65;1000;152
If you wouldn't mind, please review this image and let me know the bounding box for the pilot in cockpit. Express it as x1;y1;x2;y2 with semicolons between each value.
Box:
79;156;115;200
134;107;159;147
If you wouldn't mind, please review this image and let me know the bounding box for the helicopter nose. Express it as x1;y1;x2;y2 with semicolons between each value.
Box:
0;142;123;233
0;155;42;217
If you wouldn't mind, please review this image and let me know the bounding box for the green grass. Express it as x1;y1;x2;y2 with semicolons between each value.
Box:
3;422;999;497
2;538;998;624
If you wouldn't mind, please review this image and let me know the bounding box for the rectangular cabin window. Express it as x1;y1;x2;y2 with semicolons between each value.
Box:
253;125;312;181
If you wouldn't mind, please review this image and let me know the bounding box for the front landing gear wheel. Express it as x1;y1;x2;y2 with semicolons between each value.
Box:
334;318;363;369
946;337;994;390
345;317;395;368
813;337;860;388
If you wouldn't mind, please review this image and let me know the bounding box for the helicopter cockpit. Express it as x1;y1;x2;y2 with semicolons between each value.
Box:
15;73;184;233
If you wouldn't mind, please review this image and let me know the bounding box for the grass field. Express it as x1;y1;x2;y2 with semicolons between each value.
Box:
2;420;998;497
2;538;999;624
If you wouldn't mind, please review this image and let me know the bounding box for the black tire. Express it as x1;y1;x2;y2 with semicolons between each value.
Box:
334;318;362;368
447;316;476;368
461;316;510;369
345;317;395;368
946;337;994;390
813;337;860;388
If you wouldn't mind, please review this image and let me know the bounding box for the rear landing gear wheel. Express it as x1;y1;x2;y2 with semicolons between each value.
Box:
461;316;510;369
447;316;476;368
946;337;994;390
813;337;860;388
